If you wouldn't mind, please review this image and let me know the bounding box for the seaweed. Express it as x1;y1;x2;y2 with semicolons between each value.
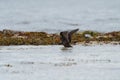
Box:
0;29;119;45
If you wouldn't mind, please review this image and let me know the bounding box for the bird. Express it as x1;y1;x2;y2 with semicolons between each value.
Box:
60;28;79;47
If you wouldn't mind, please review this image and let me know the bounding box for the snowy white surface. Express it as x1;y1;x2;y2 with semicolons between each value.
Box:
0;0;120;32
0;45;120;80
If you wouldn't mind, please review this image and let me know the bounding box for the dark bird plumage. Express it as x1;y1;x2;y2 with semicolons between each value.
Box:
60;29;79;47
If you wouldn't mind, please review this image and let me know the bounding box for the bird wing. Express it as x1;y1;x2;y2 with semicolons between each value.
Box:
68;28;79;42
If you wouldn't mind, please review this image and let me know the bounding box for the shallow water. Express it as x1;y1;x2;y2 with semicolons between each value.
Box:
0;45;120;80
0;0;120;32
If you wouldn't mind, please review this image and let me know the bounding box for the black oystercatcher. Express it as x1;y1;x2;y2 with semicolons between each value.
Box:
60;29;79;47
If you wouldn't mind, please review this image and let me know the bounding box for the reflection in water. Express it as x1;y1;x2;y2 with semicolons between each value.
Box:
60;47;73;53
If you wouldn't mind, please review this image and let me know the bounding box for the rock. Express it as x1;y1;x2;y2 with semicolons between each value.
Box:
84;34;93;38
4;64;12;67
3;29;16;34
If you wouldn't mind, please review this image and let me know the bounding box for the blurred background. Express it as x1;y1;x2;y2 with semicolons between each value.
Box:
0;0;120;33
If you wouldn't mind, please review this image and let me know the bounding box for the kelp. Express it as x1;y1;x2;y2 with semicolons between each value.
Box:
0;29;119;45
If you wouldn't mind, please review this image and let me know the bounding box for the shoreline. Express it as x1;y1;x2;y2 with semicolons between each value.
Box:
0;29;120;46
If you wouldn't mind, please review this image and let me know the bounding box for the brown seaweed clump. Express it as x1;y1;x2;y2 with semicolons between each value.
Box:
0;29;119;46
0;29;61;45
